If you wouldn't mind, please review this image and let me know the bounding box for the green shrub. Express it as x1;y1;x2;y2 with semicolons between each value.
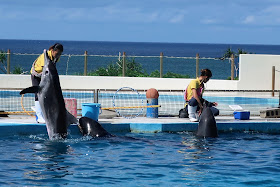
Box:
12;65;24;74
0;50;7;73
227;76;239;80
163;71;190;78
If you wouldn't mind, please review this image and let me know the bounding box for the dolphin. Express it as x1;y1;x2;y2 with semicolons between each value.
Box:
20;50;77;139
78;117;112;138
196;106;218;138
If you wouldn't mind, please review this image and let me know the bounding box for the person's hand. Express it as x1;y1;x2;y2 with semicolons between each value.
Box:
198;108;202;116
213;102;218;106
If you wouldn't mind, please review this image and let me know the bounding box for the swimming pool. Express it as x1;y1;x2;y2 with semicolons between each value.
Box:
203;96;279;116
1;131;280;186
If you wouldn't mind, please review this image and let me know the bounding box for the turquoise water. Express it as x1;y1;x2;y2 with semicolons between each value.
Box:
1;132;280;186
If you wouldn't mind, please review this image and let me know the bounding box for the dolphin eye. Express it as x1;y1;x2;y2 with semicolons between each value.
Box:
45;70;49;74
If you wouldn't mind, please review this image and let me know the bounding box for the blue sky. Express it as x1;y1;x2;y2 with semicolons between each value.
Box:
1;0;280;45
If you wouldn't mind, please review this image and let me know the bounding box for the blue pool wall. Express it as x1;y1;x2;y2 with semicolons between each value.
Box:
1;121;280;137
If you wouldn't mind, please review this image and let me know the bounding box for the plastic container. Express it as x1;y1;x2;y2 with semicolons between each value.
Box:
233;111;250;120
64;98;77;117
81;103;102;121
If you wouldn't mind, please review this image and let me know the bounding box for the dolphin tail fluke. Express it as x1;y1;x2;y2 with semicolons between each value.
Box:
66;110;78;126
20;86;39;95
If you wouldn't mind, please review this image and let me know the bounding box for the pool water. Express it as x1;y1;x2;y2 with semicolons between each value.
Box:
203;96;279;115
0;132;280;186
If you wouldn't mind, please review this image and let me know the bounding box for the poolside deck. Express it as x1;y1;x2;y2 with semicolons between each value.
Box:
1;114;280;135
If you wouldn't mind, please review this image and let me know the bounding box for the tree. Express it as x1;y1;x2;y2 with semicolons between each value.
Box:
88;57;148;77
237;48;248;55
222;47;249;59
223;47;235;59
88;63;121;76
121;58;148;77
12;65;24;74
221;47;251;79
88;57;190;78
0;50;26;74
0;50;7;73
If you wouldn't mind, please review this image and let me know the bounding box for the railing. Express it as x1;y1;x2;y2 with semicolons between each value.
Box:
0;88;278;117
0;50;238;80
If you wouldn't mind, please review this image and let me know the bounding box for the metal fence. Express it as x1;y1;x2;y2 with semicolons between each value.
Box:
0;89;278;117
0;51;237;80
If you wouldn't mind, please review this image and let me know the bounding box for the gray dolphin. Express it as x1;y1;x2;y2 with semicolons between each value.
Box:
78;117;112;138
20;50;77;139
196;106;218;138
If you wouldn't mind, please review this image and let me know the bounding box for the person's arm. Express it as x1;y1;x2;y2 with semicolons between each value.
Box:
200;85;218;107
34;53;44;73
192;88;203;109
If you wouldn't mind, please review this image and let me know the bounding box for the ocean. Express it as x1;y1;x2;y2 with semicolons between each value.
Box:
1;39;280;79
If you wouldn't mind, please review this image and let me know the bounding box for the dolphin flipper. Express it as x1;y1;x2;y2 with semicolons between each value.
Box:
66;110;78;126
20;86;39;95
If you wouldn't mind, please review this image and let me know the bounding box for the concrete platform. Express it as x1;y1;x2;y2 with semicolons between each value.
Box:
1;115;280;136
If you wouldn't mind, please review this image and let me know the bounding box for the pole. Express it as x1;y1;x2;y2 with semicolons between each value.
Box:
94;89;99;103
7;49;10;74
122;52;126;77
84;51;88;76
272;66;275;97
231;54;235;80
160;52;163;78
196;53;199;77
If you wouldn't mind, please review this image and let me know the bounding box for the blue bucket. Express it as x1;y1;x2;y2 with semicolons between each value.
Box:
82;103;102;121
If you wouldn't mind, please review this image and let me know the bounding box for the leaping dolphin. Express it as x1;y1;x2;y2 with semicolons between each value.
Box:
20;50;77;139
78;117;112;138
196;106;218;138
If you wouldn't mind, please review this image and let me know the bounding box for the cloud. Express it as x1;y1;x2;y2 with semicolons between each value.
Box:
263;5;280;14
169;14;184;23
240;6;280;26
0;7;26;20
0;2;189;24
201;19;218;24
243;15;255;24
5;1;280;27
